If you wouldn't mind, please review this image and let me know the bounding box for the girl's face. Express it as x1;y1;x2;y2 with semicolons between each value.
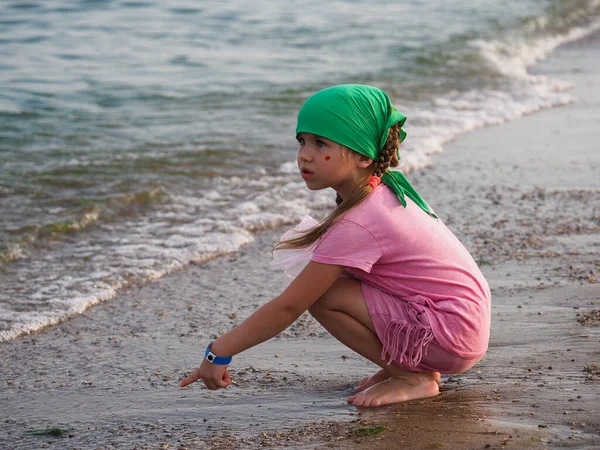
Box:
296;132;370;199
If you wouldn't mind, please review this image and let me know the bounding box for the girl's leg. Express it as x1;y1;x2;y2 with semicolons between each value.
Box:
354;368;390;392
355;369;441;393
308;275;439;407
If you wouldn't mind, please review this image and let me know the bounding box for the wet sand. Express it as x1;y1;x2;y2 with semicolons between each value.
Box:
1;34;600;449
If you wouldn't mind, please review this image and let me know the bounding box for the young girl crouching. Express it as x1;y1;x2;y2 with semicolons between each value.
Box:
180;84;491;407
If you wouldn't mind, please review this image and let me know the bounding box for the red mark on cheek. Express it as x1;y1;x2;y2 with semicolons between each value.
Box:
325;155;331;161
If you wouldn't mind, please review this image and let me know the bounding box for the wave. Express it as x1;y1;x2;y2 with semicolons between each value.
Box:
0;179;314;342
0;187;168;266
391;2;600;171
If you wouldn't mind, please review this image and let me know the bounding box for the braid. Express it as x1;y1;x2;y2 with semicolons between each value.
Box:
372;124;400;178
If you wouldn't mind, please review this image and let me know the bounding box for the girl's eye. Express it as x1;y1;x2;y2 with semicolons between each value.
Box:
316;139;325;148
297;139;305;146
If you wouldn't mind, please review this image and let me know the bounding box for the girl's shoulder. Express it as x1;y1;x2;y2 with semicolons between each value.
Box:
344;185;400;224
342;185;439;240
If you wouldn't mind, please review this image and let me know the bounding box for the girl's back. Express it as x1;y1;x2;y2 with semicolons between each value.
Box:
312;184;491;359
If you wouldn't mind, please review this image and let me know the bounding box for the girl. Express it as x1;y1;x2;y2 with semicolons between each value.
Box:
180;85;491;407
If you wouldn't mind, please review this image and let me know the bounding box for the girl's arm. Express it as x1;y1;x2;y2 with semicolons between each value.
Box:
180;261;344;389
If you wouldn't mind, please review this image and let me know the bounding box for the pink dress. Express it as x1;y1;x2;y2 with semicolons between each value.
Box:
311;185;491;373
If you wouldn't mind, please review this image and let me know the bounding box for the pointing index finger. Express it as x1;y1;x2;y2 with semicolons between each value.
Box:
180;373;201;388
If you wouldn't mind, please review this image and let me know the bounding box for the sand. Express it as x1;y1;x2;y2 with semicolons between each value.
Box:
1;34;599;449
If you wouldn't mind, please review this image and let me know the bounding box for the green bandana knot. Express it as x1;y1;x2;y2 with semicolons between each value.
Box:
296;84;437;219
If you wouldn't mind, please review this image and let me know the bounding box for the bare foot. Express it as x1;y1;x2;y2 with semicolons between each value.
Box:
355;370;441;393
354;369;390;393
347;373;439;407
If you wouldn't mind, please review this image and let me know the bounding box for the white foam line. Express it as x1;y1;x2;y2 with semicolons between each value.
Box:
474;19;600;79
398;18;600;172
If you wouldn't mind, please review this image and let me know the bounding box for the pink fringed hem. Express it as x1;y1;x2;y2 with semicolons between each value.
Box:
381;321;435;368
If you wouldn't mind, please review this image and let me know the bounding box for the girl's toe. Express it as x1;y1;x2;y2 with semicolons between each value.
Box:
349;393;363;406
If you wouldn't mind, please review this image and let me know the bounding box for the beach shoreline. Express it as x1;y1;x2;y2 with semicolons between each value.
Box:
1;34;600;450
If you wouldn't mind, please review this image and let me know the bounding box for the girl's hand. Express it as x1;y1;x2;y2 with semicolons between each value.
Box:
180;359;231;390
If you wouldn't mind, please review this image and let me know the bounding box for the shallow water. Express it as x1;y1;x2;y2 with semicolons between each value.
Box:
1;0;600;341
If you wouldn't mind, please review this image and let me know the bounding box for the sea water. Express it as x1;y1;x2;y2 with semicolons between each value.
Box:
1;0;599;341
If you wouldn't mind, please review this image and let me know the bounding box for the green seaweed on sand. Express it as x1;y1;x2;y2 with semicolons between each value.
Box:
354;425;386;436
25;428;67;437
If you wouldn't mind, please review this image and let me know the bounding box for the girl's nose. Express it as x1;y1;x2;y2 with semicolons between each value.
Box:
297;146;312;162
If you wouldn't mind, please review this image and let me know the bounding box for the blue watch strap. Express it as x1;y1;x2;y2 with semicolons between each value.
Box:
205;342;232;365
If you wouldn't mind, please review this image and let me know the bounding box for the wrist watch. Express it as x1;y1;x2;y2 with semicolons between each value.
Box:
205;342;232;365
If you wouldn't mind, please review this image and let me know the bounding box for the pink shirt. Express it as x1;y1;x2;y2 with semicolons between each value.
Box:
311;185;491;359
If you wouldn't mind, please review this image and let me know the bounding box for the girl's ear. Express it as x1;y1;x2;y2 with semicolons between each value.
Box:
356;154;373;169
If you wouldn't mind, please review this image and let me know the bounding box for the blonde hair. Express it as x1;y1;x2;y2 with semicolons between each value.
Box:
274;124;400;251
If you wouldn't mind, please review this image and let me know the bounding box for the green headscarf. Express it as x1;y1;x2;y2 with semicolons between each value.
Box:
296;84;437;218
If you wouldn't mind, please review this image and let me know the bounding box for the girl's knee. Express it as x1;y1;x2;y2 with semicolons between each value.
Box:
308;295;328;317
308;276;350;316
310;276;365;316
308;275;355;314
